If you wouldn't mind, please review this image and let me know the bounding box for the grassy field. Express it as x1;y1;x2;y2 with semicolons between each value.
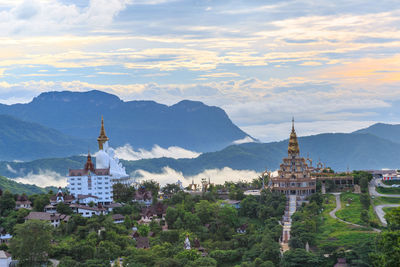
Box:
372;196;400;206
383;207;398;213
382;180;400;185
316;194;378;253
335;192;380;226
376;186;400;194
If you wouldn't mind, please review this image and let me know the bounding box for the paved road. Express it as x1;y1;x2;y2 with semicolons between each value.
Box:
329;193;381;232
369;178;400;225
375;204;400;226
369;179;400;198
329;193;341;219
375;178;392;188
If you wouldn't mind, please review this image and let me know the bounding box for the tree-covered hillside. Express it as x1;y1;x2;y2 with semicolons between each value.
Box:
0;175;51;195
0;114;90;161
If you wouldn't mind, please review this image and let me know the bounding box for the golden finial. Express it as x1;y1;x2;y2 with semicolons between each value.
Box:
288;117;300;156
292;116;295;131
97;115;109;150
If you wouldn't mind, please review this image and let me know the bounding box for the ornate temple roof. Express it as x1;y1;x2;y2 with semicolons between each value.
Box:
68;153;110;176
288;118;300;156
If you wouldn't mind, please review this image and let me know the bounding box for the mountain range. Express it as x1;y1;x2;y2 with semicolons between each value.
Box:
0;89;399;182
0;90;248;157
2;125;400;181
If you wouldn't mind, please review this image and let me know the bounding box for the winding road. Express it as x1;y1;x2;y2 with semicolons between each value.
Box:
375;204;400;226
369;179;400;198
329;193;381;232
369;178;400;225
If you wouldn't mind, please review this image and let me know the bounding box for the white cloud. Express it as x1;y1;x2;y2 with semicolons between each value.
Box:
232;136;256;145
0;0;131;36
132;166;259;187
13;169;67;187
6;164;17;174
114;144;201;160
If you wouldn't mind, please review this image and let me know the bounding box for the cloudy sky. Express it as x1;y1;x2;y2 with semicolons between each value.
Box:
0;0;399;141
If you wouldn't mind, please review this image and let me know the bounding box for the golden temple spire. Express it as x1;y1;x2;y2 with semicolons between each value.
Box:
288;117;300;156
97;115;109;150
292;117;295;131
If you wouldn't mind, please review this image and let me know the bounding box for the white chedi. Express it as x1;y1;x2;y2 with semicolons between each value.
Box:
96;141;128;178
184;236;191;250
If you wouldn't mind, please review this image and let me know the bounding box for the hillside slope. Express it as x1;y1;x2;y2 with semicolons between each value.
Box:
353;123;400;144
0;115;89;161
0;175;52;195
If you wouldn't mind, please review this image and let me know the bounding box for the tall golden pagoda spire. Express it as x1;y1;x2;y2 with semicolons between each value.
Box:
97;116;109;150
288;117;300;156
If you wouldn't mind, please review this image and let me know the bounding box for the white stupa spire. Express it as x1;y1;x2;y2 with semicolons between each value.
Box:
95;117;128;178
184;236;191;250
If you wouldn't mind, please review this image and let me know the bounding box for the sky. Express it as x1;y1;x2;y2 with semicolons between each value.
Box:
0;0;400;142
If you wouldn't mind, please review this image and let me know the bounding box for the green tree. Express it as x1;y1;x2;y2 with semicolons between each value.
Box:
195;200;216;224
175;249;200;265
142;180;160;199
239;195;258;218
165;207;179;227
372;230;400;267
95;240;121;261
0;190;15;216
113;183;135;203
217;206;239;228
59;256;79;267
190;257;217;266
160;230;179;244
183;212;201;232
33;194;49;212
281;248;322;266
371;207;400;266
360;193;370;210
353;171;372;185
56;202;73;215
162;183;182;196
360;210;369;224
138;224;150;237
360;177;369;193
385;206;400;230
10;220;52;266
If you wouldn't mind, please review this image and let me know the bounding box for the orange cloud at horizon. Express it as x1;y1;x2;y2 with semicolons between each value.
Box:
318;54;400;87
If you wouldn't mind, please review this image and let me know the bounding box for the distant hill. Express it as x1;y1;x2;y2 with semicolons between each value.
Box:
0;115;90;161
3;132;400;180
353;123;400;144
0;90;249;152
0;175;52;195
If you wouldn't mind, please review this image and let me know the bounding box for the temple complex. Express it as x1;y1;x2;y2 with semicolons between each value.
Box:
67;117;132;204
269;119;316;199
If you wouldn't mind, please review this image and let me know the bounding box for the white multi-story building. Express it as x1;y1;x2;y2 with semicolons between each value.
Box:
67;153;113;204
67;116;131;205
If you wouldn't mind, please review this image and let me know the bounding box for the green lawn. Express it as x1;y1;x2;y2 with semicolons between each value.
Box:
382;180;400;185
335;192;380;226
316;194;378;253
383;207;398;213
376;186;400;194
373;196;400;206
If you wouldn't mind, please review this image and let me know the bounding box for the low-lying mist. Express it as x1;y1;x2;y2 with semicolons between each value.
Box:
10;167;259;188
